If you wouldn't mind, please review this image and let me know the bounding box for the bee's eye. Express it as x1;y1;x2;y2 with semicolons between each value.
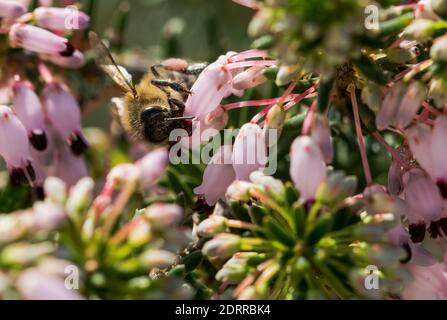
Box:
141;107;163;120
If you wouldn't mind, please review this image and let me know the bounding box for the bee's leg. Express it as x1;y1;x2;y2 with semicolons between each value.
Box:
151;79;191;95
168;98;185;112
150;64;162;77
184;63;208;75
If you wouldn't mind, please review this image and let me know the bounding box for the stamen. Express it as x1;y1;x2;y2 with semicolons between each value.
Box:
226;60;277;70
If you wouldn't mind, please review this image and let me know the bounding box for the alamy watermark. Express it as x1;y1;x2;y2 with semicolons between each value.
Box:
168;122;279;175
364;5;380;31
364;265;380;290
64;6;83;31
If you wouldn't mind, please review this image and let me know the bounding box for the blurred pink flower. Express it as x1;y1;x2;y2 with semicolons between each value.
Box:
290;136;327;203
406;115;447;198
136;148;169;189
144;203;183;229
34;6;90;32
195;145;236;205
402;263;447;300
17;268;83;300
0;105;35;185
376;82;425;131
33;202;67;231
0;0;26;18
12;79;48;151
9;23;75;56
310;114;333;163
41;82;88;155
232;123;267;181
52;146;88;186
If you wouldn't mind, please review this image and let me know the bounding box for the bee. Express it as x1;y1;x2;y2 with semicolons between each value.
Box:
88;32;206;143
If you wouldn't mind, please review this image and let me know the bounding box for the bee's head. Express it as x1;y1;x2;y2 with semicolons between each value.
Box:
140;106;182;143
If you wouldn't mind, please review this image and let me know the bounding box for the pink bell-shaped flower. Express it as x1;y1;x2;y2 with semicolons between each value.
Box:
232;123;267;181
0;105;35;185
194;145;236;205
12;79;48;151
290;136;327;203
34;6;90;32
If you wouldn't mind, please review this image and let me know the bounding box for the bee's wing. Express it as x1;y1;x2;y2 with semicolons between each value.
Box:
89;31;137;95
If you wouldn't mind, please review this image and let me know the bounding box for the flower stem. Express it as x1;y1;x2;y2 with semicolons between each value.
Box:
348;84;372;186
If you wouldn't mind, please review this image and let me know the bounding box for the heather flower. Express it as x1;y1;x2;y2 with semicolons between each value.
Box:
17;268;83;300
32;201;67;231
194;145;236;205
0;105;35;185
52;145;88;186
310;114;333;163
290;136;327;203
402;263;447;300
9;24;75;57
406;116;447;198
34;6;90;32
376;82;425;131
0;0;26;19
41;82;88;155
136;148;169;189
232;66;267;90
12;80;48;151
144;203;183;230
232;123;267;181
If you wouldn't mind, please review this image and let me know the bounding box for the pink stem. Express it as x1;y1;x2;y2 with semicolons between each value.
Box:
226;60;277;70
38;63;55;84
422;101;441;116
229;49;268;62
372;131;406;167
250;81;297;123
349;85;373;186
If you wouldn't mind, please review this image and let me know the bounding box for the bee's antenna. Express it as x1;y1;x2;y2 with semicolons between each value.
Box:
166;116;196;121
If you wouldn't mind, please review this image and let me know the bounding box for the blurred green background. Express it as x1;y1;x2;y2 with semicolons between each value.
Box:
84;0;253;61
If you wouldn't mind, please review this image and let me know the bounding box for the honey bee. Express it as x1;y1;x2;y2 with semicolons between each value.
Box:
88;32;206;143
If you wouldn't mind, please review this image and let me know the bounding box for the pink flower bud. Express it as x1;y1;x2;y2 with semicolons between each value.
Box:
0;0;26;18
290;136;327;203
232;123;267;181
194;145;235;205
310;114;333;163
12;80;48;151
9;24;75;56
41;82;88;155
144;203;183;229
232;66;267;90
32;202;67;231
136;148;168;189
34;7;90;32
0;105;35;185
396;81;426;129
376;83;406;131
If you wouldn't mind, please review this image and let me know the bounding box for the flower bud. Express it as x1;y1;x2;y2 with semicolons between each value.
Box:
249;170;284;195
0;0;26;18
428;78;447;109
9;24;75;56
140;250;177;269
66;177;94;218
136;148;168;189
290;136;327;203
264;103;285;147
226;180;253;202
311;114;333;163
403;19;435;41
202;233;241;260
276;65;298;87
144;203;183;229
34;7;90;32
197;215;228;237
1;242;54;266
17;268;83;300
431;0;447;19
316;171;357;204
33;202;67;231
